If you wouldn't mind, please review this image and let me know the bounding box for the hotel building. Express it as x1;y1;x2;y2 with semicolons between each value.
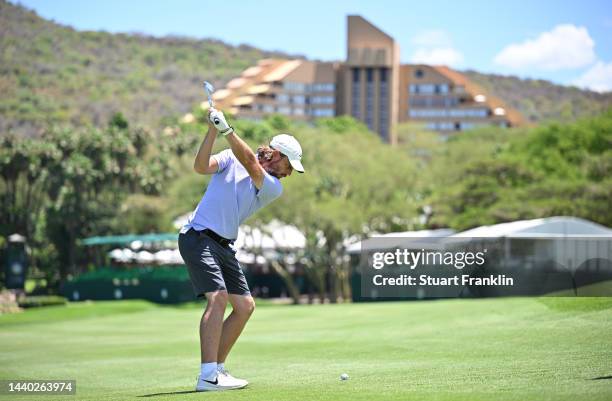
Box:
210;16;523;143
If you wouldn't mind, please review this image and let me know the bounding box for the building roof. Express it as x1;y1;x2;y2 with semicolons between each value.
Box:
227;77;247;89
232;96;254;106
346;228;456;254
211;88;231;101
346;217;612;254
347;15;395;44
263;60;302;82
431;66;469;87
432;66;525;126
452;216;612;238
207;58;288;111
247;84;271;95
284;61;337;84
241;65;262;78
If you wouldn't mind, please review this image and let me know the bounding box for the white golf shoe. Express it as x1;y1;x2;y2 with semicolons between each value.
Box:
195;373;247;391
218;367;249;388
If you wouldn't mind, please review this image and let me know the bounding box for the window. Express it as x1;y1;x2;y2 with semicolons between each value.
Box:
408;84;437;94
283;82;305;92
408;97;423;107
352;68;361;118
444;97;457;107
435;84;450;94
380;70;389;138
408;108;489;118
448;108;488;117
311;96;335;105
418;84;436;94
311;83;335;92
459;122;486;130
415;69;424;78
426;122;488;131
380;68;387;83
311;108;334;117
365;72;374;129
409;97;459;107
426;122;455;131
292;95;306;105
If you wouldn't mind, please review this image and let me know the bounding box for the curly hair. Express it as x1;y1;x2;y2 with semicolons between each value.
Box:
256;145;275;161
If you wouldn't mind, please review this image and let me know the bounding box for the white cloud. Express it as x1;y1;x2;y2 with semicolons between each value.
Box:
410;30;463;67
494;24;596;70
573;61;612;92
411;47;464;66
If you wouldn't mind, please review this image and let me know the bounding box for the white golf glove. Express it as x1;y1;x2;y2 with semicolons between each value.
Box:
209;108;233;136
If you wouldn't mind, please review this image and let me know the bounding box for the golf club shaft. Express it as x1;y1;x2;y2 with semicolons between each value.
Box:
204;81;214;108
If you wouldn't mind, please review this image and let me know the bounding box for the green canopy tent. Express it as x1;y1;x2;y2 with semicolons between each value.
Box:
67;233;190;303
80;233;178;246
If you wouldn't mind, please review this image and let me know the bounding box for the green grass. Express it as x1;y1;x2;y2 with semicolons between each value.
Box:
0;298;611;401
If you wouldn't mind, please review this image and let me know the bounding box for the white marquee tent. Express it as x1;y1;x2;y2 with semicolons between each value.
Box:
452;216;612;238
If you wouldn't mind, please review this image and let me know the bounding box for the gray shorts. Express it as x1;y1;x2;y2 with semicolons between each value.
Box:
178;229;250;297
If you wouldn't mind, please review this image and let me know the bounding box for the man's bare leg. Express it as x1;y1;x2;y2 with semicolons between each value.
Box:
195;290;247;391
217;294;255;363
201;290;229;363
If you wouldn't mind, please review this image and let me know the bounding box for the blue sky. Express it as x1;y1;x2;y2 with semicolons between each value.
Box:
17;0;612;91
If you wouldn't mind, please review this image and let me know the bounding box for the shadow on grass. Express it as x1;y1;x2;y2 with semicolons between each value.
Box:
138;390;198;397
591;375;612;380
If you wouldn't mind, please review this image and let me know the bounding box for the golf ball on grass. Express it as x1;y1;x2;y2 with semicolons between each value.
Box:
340;373;349;381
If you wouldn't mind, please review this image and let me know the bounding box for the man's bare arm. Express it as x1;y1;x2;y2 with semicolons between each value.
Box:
193;117;219;175
224;131;265;189
207;108;266;187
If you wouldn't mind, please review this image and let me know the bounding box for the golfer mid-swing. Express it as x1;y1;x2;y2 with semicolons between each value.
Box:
178;107;304;391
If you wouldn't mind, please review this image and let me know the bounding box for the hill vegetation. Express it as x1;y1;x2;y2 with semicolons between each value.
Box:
396;111;612;230
1;0;610;137
464;70;612;124
0;0;298;136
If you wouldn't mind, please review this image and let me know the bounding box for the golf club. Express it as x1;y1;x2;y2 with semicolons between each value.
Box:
203;81;220;125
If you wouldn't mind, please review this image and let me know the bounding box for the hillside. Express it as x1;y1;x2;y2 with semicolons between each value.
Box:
464;70;612;123
0;1;299;136
1;1;611;136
